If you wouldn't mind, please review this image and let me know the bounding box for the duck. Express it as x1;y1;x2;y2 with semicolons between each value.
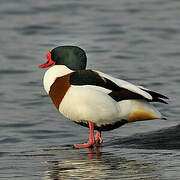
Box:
39;45;168;148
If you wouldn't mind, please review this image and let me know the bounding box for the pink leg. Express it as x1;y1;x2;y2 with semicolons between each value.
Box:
95;131;103;145
74;122;95;148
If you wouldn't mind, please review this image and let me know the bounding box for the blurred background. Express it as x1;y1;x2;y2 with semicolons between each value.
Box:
0;0;180;179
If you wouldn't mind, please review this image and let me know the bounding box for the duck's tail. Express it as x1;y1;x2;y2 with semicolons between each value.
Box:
118;99;162;123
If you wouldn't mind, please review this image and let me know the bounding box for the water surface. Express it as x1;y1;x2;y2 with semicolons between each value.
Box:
0;0;180;179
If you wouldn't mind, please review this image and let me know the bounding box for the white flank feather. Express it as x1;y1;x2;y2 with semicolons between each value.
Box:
59;85;120;126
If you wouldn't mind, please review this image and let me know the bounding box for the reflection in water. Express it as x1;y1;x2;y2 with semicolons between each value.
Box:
43;125;180;179
43;147;155;180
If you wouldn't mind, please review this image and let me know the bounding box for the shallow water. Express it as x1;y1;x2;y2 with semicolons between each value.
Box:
0;0;180;179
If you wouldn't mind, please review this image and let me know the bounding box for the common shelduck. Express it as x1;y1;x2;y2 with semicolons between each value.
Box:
39;46;168;148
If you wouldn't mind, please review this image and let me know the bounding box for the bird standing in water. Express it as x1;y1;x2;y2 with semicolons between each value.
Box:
39;46;168;148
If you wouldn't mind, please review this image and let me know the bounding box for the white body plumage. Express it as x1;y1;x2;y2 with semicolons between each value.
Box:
43;65;161;127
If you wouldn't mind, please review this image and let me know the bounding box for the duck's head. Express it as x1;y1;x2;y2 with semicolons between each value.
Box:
39;46;87;70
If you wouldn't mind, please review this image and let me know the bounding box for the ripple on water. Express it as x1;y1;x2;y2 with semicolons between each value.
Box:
0;122;41;129
15;25;55;36
6;55;33;60
20;81;40;87
0;137;22;144
0;69;33;75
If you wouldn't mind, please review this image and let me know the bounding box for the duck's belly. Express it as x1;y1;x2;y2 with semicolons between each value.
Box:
58;86;121;126
74;119;128;131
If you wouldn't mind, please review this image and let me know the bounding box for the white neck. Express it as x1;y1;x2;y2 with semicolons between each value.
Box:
43;65;73;93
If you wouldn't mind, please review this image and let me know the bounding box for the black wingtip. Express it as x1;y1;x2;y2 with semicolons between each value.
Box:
158;98;168;104
162;117;167;120
161;95;169;100
151;91;169;100
140;88;169;100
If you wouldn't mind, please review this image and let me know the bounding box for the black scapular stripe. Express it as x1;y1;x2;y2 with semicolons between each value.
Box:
70;69;120;91
70;70;147;102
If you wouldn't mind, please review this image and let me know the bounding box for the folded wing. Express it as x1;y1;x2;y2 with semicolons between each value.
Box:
70;69;168;103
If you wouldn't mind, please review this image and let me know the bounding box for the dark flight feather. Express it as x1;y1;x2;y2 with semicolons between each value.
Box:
140;88;169;104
